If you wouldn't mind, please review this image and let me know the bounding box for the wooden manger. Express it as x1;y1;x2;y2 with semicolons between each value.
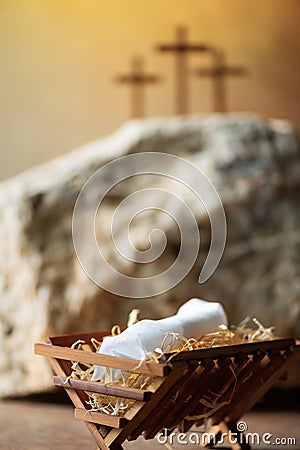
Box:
34;331;300;450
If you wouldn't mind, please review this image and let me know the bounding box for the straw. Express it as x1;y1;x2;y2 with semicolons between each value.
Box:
68;313;275;417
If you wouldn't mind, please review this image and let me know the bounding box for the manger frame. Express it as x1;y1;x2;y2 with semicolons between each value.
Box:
35;331;300;450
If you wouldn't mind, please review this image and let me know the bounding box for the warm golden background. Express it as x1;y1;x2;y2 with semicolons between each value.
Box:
0;0;299;180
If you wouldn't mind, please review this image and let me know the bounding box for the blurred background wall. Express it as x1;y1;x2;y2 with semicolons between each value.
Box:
0;0;299;181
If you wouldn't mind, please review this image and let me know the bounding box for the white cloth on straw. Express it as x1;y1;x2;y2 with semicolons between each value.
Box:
92;298;227;381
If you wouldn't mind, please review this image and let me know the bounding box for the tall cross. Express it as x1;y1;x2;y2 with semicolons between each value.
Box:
156;26;210;115
194;49;248;113
115;56;160;119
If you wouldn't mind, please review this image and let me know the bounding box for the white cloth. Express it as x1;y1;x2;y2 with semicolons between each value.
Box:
92;298;227;381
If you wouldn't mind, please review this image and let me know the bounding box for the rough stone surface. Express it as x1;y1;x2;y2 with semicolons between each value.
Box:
0;113;299;397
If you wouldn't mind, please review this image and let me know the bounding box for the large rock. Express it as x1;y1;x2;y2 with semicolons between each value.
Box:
0;114;299;397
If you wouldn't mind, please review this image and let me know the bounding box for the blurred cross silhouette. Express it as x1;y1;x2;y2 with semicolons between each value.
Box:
156;26;210;115
194;49;248;112
115;56;161;119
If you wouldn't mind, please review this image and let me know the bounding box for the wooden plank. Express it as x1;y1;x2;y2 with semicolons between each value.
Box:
144;359;216;439
104;361;190;448
104;401;145;449
48;329;122;347
207;350;267;428
176;357;234;433
166;338;295;361
198;356;246;423
34;343;169;377
199;354;249;411
228;348;300;422
53;376;153;401
47;356;111;450
138;361;202;440
189;351;262;430
75;408;128;428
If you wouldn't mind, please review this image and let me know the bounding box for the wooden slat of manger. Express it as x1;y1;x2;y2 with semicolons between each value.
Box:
144;359;216;439
171;357;234;434
103;361;190;448
48;330;117;347
53;376;153;401
138;360;204;440
127;360;201;441
182;351;266;433
34;343;169;377
75;408;128;428
227;348;287;421
228;346;300;422
192;354;250;426
185;354;249;430
103;401;145;450
47;357;111;450
167;338;295;361
208;350;267;427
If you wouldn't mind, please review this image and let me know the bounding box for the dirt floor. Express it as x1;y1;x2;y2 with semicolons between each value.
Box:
0;390;299;450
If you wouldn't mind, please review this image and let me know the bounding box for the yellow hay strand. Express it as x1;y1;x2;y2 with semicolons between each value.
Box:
111;324;122;336
127;308;140;327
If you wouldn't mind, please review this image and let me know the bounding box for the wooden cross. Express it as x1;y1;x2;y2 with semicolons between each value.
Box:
194;49;248;113
156;26;210;115
115;56;160;119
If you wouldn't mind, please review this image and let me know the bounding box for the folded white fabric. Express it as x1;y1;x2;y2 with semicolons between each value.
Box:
92;298;227;381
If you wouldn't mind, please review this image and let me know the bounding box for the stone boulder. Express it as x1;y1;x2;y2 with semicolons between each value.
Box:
0;113;299;397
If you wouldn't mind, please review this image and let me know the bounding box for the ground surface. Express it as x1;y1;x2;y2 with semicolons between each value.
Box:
0;391;299;450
